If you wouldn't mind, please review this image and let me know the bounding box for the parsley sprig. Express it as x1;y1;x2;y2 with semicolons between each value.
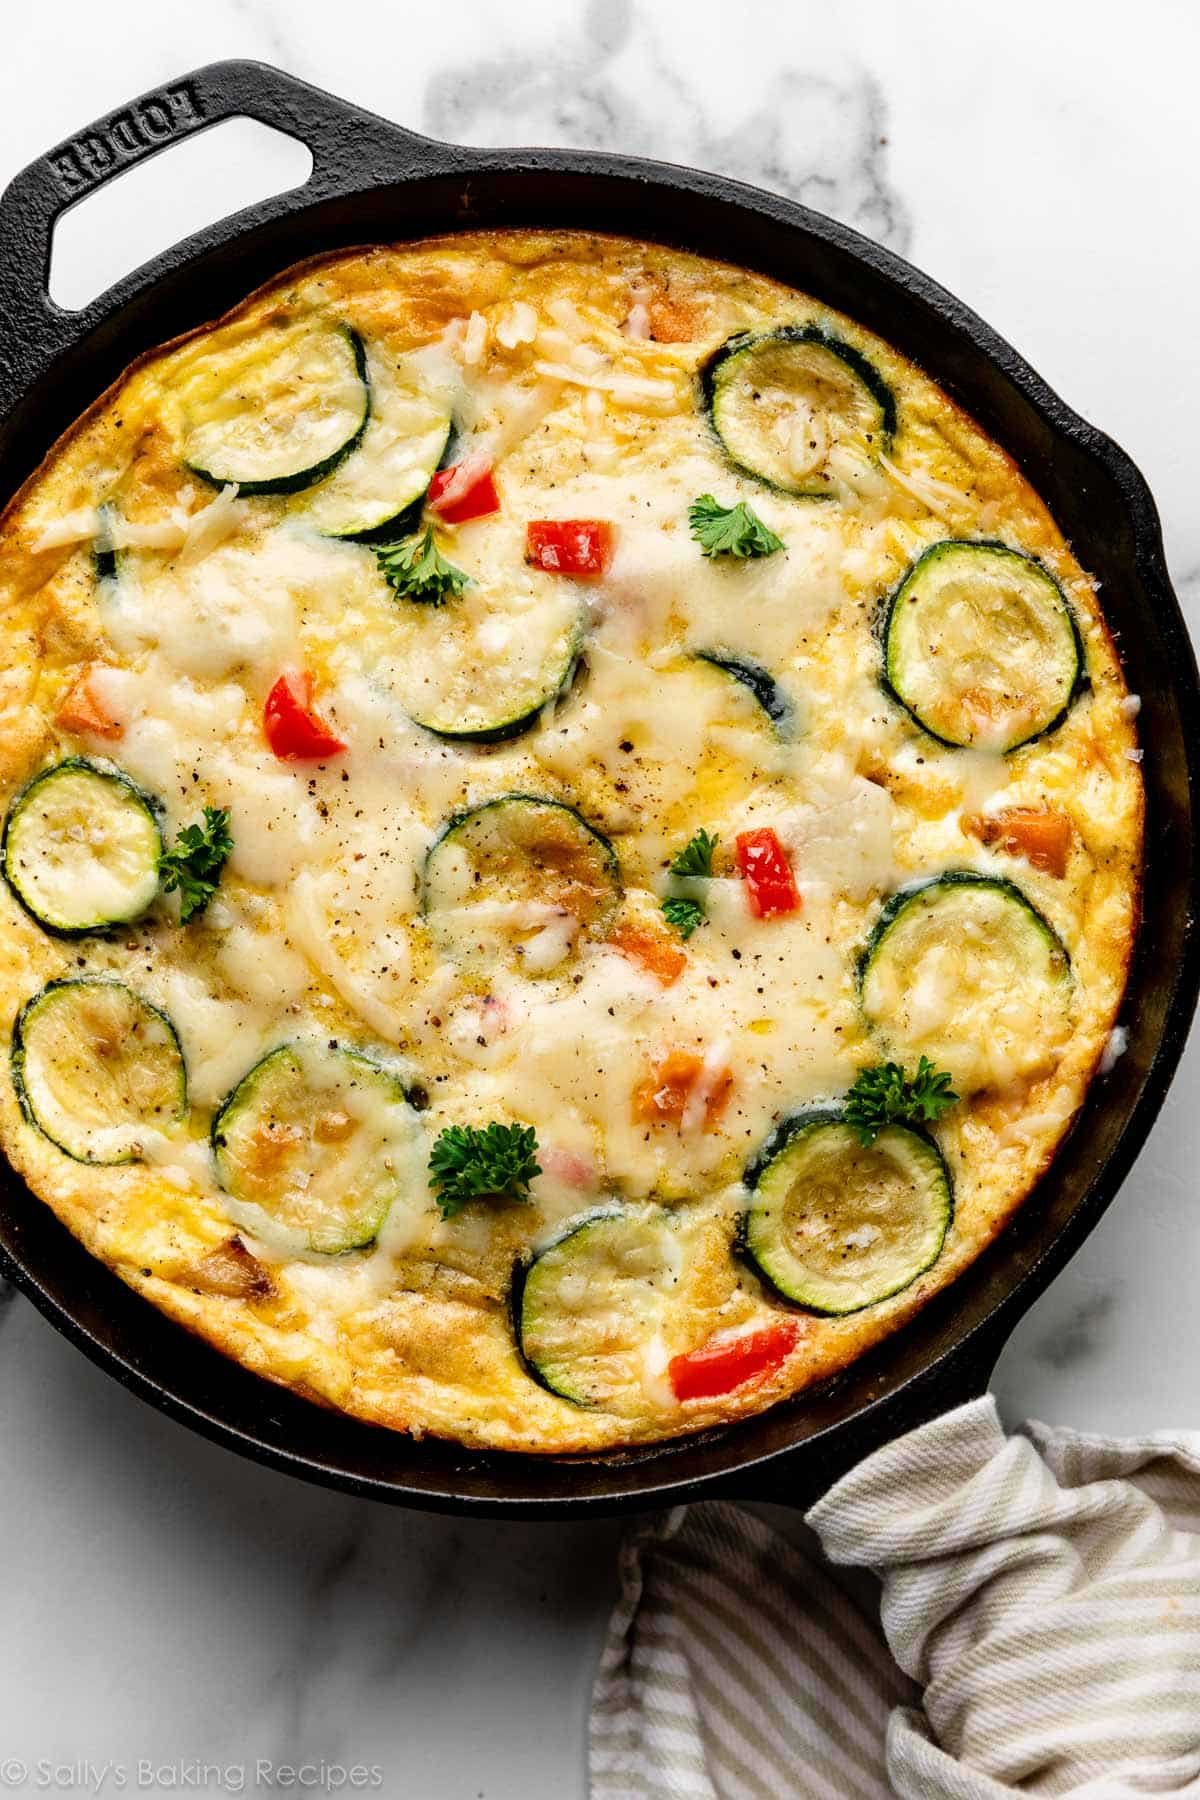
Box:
157;806;232;924
688;494;784;561
376;528;468;604
843;1058;959;1145
669;828;719;879
662;897;704;940
662;830;718;937
428;1121;541;1220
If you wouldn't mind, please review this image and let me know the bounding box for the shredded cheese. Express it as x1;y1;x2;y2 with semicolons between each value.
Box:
29;508;101;551
879;451;965;519
531;360;679;409
495;301;538;349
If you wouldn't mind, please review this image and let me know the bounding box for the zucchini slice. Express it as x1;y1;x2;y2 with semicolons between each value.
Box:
397;597;584;743
515;1206;682;1405
2;759;163;935
743;1110;951;1315
883;541;1083;751
182;324;369;496
693;650;797;739
422;795;621;976
859;872;1072;1088
12;977;186;1164
211;1042;417;1255
94;502;122;592
305;342;453;541
702;326;895;496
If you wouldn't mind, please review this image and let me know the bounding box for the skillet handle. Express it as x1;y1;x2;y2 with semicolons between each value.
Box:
729;1316;1014;1512
0;59;457;402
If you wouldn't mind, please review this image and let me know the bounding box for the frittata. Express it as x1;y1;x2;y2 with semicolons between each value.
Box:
0;233;1142;1451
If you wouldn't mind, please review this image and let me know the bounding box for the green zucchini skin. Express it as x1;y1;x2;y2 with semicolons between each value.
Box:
509;1252;544;1390
339;497;423;548
743;1104;847;1192
423;793;619;882
1;758;164;938
211;1041;415;1256
513;1205;678;1405
421;794;621;948
693;650;797;739
700;325;896;496
186;326;370;497
879;540;1086;752
858;870;1071;988
413;663;581;745
740;1107;953;1315
12;976;187;1164
328;426;449;547
406;619;585;745
508;1205;625;1401
857;872;1073;1093
93;502;121;589
359;416;459;550
313;353;456;544
94;544;119;587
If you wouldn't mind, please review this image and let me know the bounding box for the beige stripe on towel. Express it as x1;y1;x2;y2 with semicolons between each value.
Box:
590;1398;1200;1798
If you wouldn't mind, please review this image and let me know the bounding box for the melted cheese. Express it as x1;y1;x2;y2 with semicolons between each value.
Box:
0;230;1142;1456
774;756;898;898
106;532;333;673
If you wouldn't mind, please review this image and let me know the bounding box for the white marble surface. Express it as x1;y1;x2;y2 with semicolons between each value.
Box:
2;3;1200;1794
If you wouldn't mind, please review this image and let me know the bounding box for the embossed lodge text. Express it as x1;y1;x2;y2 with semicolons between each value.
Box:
48;83;205;197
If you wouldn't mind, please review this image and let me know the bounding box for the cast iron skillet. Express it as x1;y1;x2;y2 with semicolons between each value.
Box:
0;60;1196;1517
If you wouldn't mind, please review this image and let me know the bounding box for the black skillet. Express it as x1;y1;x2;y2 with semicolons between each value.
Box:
0;60;1196;1517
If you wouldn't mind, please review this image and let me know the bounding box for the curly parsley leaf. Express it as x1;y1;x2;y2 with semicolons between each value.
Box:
843;1057;959;1145
688;494;784;561
428;1121;541;1220
669;828;719;879
157;806;233;924
662;897;704;940
376;527;468;604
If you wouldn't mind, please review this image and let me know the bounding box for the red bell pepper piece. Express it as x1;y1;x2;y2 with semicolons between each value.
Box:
525;519;614;576
669;1320;800;1402
735;827;800;918
426;455;501;524
263;671;346;761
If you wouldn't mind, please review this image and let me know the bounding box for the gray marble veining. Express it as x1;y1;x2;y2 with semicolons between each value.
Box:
426;0;912;251
1027;1286;1120;1373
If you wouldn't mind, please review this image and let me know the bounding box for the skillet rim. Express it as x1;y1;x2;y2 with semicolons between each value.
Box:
0;60;1195;1515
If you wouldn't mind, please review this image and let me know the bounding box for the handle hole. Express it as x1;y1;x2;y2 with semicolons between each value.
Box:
48;118;313;312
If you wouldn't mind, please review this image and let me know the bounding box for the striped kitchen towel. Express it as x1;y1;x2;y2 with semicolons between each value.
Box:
590;1397;1200;1798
